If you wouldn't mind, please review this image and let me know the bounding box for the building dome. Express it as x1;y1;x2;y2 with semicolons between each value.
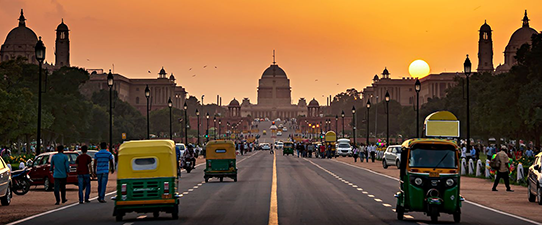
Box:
373;74;379;81
505;10;538;53
262;64;287;78
480;21;491;32
228;98;240;106
169;73;175;81
308;98;319;107
3;10;37;48
56;19;69;31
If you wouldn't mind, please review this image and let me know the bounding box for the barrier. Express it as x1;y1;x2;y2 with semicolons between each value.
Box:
485;159;491;178
468;158;475;175
476;159;483;177
461;158;467;175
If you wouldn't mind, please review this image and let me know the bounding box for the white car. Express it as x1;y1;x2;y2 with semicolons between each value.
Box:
282;127;288;132
382;145;402;169
260;143;271;150
175;143;186;157
336;139;352;157
277;131;282;136
276;142;284;149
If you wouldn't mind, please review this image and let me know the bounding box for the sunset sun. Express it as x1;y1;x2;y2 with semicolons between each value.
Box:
409;59;430;78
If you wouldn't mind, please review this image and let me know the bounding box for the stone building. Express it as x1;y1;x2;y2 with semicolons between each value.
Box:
0;9;68;70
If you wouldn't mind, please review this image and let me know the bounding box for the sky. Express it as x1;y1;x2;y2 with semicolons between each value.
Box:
0;0;540;105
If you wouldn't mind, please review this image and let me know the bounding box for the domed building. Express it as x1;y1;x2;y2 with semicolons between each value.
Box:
0;9;71;69
495;10;538;73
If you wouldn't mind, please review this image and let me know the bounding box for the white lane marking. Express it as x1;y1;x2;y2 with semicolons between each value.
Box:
193;186;199;189
136;215;147;219
383;204;392;207
198;183;202;186
188;189;194;192
182;191;189;194
332;159;542;225
362;191;368;194
123;223;134;225
368;195;375;198
357;188;363;191
352;185;358;188
404;215;414;219
374;198;382;202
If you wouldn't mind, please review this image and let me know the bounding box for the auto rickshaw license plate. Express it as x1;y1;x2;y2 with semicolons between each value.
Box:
429;172;440;177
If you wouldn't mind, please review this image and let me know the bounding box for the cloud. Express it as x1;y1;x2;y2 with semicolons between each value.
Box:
45;0;66;19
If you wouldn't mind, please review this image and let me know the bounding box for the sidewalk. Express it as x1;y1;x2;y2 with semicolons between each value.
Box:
334;157;542;223
2;157;207;224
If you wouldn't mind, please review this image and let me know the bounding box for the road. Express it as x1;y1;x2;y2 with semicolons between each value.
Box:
10;146;538;225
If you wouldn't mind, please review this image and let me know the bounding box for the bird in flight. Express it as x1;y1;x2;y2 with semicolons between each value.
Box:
189;68;192;70
315;79;318;82
192;74;196;77
148;71;151;73
215;66;217;69
203;65;207;68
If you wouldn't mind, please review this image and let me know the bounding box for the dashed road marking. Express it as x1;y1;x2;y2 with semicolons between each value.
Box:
136;215;147;219
188;189;194;192
374;198;382;202
404;215;414;219
357;188;363;191
368;195;375;198
362;191;368;194
383;204;392;207
182;191;189;194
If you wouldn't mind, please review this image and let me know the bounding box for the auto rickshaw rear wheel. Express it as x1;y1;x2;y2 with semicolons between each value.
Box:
430;206;438;223
172;204;179;219
204;177;209;183
220;177;223;182
396;205;404;220
153;211;159;218
234;176;237;182
453;209;461;223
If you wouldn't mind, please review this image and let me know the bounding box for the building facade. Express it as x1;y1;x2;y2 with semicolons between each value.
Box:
495;11;538;73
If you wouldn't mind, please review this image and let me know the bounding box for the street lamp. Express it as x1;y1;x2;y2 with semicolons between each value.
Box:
34;37;45;155
366;100;371;146
218;119;222;140
145;85;150;139
183;102;188;144
341;110;345;138
213;116;217;140
415;78;421;138
352;106;356;148
464;54;472;154
226;122;230;140
168;97;173;139
206;113;210;142
107;70;114;149
196;109;200;146
335;115;338;134
385;91;390;146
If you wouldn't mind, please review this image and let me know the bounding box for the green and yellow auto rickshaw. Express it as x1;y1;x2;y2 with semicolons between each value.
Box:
113;140;180;221
283;141;294;156
204;140;237;182
395;111;463;223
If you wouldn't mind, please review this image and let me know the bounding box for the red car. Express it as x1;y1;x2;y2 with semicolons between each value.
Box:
29;151;79;191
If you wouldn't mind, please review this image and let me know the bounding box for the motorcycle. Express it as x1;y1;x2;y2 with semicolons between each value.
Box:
11;167;32;195
184;161;193;173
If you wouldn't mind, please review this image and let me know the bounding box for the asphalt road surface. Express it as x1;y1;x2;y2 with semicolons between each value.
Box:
10;149;539;225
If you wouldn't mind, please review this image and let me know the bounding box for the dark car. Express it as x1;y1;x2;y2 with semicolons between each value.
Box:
28;152;79;191
0;157;11;205
528;152;542;204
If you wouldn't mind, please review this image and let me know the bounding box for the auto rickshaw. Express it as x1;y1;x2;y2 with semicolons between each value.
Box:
283;141;294;156
324;131;337;158
204;140;237;182
113;140;180;221
395;111;463;223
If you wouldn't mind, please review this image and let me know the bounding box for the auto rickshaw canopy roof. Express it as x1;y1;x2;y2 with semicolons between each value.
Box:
325;131;337;142
117;140;176;179
424;111;460;138
206;140;236;159
401;138;459;149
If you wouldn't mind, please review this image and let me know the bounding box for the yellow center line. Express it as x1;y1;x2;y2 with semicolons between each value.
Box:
268;149;278;225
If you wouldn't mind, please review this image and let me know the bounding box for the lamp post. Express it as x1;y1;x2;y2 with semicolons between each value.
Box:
34;37;45;155
213;116;217;140
366;100;371;146
308;123;312;139
385;91;390;146
196;109;200;145
317;124;321;142
145;85;150;139
226;122;230;140
352;106;356;148
335;115;338;133
341;110;345;138
464;55;472;154
168;97;173;139
415;79;421;138
183;102;188;144
206;113;210;142
107;70;114;149
218;119;222;140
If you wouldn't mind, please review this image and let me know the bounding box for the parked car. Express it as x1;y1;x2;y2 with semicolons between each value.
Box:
0;157;11;205
528;152;542;204
336;139;352;157
260;143;271;150
175;143;186;158
382;145;402;169
28;151;79;191
75;150;98;179
282;127;288;132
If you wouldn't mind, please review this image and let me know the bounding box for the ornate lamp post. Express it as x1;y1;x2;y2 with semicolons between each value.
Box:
341;110;345;138
415;79;421;138
464;55;472;154
168;97;173;139
34;37;45;155
213;116;217;140
366;100;371;146
352;106;356;148
107;70;114;149
385;91;390;146
183;102;188;144
226;122;230;140
335;115;338;133
196;109;200;145
206;113;210;142
145;85;150;139
218;119;222;140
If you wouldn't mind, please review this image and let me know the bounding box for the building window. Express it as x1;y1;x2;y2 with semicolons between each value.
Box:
483;32;488;40
60;32;66;40
136;97;140;104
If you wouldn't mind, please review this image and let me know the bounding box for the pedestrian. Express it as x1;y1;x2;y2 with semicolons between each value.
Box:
470;146;476;161
492;146;514;192
365;145;370;162
370;145;376;162
75;145;92;204
94;142;115;203
352;145;359;162
51;145;69;205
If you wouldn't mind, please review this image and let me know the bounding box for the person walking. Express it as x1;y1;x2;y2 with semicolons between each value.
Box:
370;145;376;162
50;145;69;205
352;144;359;162
492;146;514;192
75;145;92;204
94;142;115;203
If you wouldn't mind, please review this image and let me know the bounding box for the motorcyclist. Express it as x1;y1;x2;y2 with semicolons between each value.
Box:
182;145;196;169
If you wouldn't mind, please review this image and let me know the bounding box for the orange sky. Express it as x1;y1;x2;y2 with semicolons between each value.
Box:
0;0;540;105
